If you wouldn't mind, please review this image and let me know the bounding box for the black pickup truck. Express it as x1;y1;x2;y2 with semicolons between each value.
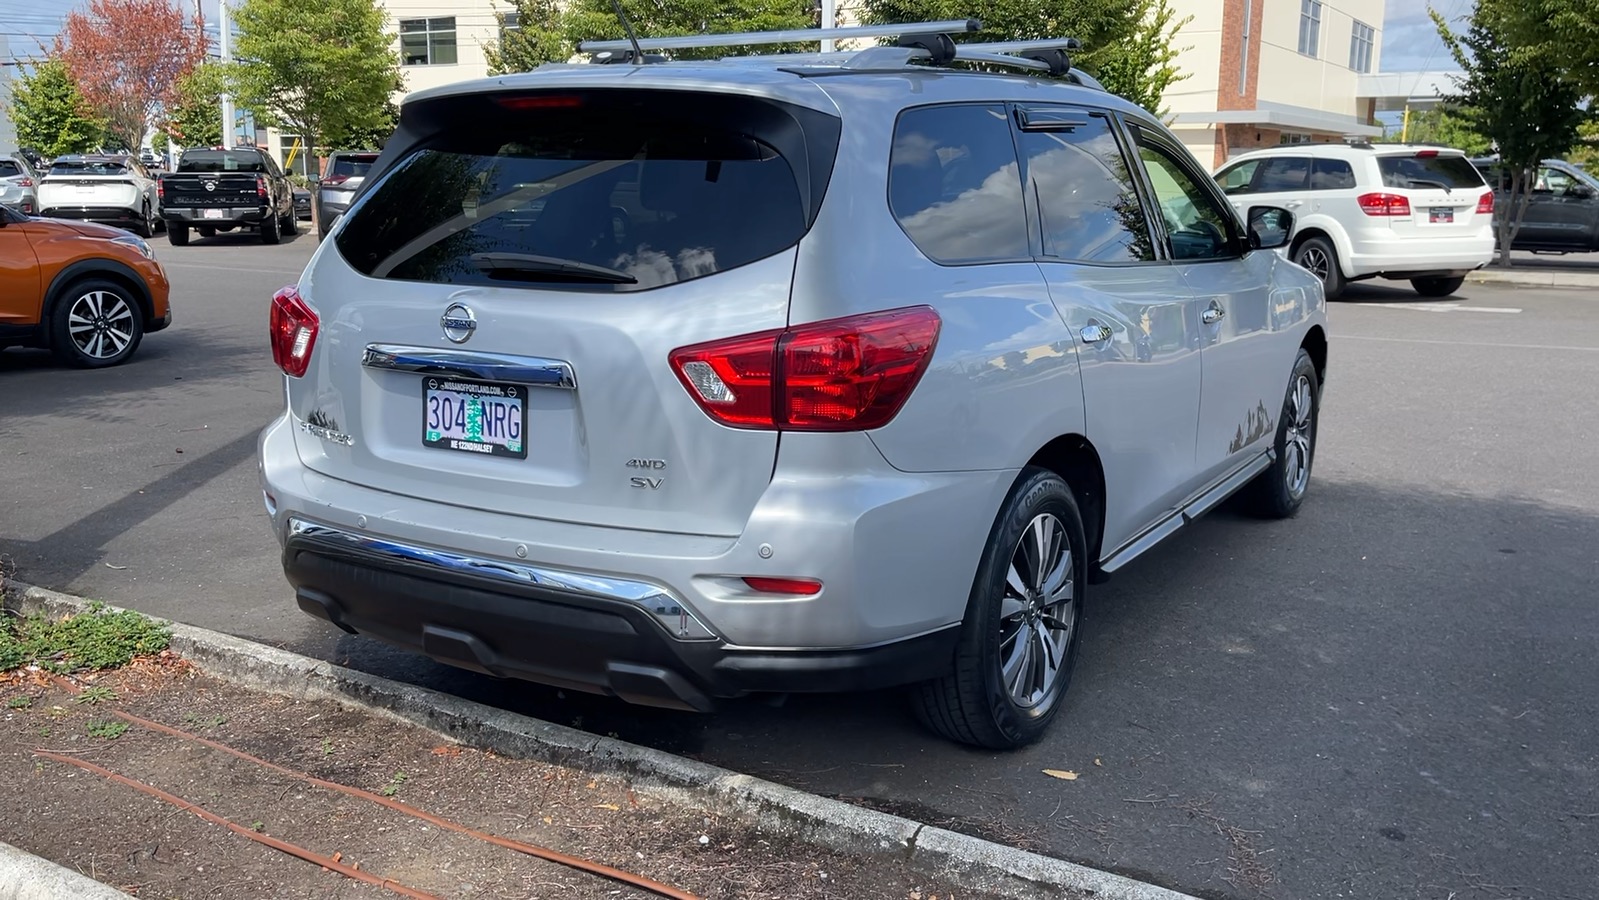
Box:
159;147;297;245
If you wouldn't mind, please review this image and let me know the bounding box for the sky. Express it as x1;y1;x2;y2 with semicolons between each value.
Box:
5;0;1461;73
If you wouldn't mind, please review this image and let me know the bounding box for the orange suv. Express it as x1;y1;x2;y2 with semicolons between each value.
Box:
0;204;171;367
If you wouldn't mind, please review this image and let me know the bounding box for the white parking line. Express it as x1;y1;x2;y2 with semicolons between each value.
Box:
1340;334;1599;352
162;262;305;276
1350;301;1523;314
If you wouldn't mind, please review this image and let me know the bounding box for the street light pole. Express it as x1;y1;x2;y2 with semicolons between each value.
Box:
820;0;835;53
219;0;234;149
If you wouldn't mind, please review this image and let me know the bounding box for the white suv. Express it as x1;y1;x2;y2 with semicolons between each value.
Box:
1214;143;1495;298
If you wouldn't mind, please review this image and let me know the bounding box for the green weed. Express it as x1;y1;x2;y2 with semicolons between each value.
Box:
75;686;118;705
86;720;129;739
6;695;31;709
380;771;408;797
0;607;169;674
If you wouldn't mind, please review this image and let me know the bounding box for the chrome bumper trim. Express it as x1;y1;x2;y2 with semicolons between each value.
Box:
362;343;576;389
286;517;716;641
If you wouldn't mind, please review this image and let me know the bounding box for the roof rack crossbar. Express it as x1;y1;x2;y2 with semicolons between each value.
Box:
954;49;1052;72
579;19;980;53
957;37;1082;54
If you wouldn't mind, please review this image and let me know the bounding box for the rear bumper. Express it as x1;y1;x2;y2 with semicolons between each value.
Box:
1345;234;1495;279
162;207;267;226
259;415;1010;705
39;205;140;224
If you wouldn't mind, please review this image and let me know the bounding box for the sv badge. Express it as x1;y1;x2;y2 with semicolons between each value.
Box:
630;477;664;490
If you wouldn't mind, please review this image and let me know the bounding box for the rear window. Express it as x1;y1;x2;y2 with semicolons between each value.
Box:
1378;153;1485;190
178;150;267;173
49;160;129;176
330;155;378;178
336;91;833;292
0;161;20;177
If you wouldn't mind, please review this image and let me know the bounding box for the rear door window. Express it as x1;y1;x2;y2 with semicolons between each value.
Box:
1256;157;1311;192
1378;153;1486;190
336;90;827;292
1013;109;1153;263
889;104;1028;264
1309;158;1356;190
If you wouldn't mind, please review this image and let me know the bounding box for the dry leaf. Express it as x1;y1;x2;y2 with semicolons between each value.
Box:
594;803;620;811
1093;758;1103;767
1042;769;1079;780
586;780;598;789
431;745;462;758
331;852;342;864
542;816;553;825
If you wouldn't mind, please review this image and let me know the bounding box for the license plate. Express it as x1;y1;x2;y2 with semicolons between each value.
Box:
201;208;225;219
422;378;526;459
1429;207;1454;223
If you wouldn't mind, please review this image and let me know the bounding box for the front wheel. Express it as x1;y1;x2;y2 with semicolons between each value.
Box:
1292;236;1346;300
913;468;1086;750
49;279;145;368
1411;275;1465;297
1240;349;1320;519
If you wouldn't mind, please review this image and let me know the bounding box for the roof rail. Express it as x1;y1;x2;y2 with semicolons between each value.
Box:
578;19;981;54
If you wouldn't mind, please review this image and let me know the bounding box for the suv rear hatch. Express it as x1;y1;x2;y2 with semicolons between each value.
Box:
285;85;840;537
39;159;140;209
1369;150;1493;236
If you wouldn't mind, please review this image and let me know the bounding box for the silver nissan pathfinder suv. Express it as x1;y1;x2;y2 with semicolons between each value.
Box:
259;20;1327;749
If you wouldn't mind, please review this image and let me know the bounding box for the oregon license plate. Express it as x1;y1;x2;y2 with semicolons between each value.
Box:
422;377;526;459
1429;207;1454;223
201;208;225;219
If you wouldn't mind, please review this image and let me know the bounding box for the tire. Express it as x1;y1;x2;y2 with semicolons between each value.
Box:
1239;349;1320;519
197;226;216;238
261;210;281;244
49;278;145;368
912;468;1087;750
1411;275;1465;297
167;224;190;246
1292;235;1346;300
282;207;299;236
134;202;155;238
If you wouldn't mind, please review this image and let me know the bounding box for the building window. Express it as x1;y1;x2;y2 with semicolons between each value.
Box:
1349;20;1374;72
400;17;457;66
502;12;520;30
1298;0;1321;57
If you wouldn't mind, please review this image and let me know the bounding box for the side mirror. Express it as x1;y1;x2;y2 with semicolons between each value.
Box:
1246;205;1293;250
1566;183;1594;200
306;174;321;185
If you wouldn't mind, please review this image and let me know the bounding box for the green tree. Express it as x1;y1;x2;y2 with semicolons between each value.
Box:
1401;106;1492;155
860;0;1142;91
329;100;399;152
228;0;400;170
161;61;225;148
1433;0;1585;265
563;0;815;60
485;0;573;74
1499;0;1599;100
1092;0;1193;118
6;58;106;158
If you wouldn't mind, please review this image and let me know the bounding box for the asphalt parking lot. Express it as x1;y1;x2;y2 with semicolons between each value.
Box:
3;236;1596;900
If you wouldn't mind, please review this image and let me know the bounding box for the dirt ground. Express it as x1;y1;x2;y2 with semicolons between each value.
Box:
0;655;1001;900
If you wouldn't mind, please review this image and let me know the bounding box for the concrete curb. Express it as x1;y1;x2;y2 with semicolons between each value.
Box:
1467;267;1599;288
4;583;1198;900
0;841;131;900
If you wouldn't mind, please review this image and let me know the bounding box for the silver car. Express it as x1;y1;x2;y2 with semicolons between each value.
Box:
260;21;1327;749
0;155;38;215
313;150;380;238
37;154;161;237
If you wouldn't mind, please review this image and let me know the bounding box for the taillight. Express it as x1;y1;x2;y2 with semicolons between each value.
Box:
1476;191;1494;214
322;174;350;186
669;306;941;432
156;180;164;198
1358;192;1412;216
270;286;318;378
17;177;31;187
256;175;267;198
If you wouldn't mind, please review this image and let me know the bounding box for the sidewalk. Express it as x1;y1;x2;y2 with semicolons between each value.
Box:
1468;251;1599;288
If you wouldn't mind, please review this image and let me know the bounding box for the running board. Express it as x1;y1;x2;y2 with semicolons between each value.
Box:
1098;450;1274;575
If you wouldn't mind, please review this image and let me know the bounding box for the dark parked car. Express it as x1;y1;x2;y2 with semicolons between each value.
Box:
293;186;312;220
1472;157;1599;253
159;147;298;245
313;150;380;237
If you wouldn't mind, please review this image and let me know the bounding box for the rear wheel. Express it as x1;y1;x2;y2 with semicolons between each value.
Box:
167;224;190;246
134;201;155;238
49;279;144;368
282;207;299;236
1411;275;1465;297
1292;235;1345;299
913;468;1085;750
261;210;282;244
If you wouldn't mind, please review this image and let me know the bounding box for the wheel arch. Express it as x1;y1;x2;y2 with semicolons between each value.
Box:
1300;323;1328;388
1025;434;1107;576
1288;225;1353;278
41;260;155;346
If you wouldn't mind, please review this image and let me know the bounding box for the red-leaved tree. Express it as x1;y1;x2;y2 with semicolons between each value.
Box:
58;0;208;151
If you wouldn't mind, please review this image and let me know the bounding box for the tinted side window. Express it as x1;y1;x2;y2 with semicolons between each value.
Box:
1135;139;1238;261
889;104;1028;264
1257;157;1311;192
1216;159;1261;194
1309;157;1355;190
1015;111;1153;263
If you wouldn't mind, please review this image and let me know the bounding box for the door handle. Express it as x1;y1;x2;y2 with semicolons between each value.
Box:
1080;324;1112;345
1202;303;1225;325
1283;200;1304;209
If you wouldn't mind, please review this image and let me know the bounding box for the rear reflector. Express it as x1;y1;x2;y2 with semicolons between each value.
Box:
1476;191;1494;214
1358;192;1412;217
742;577;823;595
669;306;941;432
270;285;319;378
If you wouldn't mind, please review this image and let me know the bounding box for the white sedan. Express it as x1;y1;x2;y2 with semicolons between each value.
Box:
37;154;161;237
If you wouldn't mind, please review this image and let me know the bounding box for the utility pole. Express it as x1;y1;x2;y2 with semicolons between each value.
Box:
820;0;836;53
219;0;234;149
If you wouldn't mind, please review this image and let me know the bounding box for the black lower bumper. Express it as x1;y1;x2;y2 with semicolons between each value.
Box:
41;206;141;225
163;208;266;227
283;537;959;713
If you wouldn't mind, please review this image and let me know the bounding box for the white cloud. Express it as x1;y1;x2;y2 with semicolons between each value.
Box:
1381;0;1465;73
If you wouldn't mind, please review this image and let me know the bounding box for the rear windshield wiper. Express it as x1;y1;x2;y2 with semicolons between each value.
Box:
470;252;637;284
1406;178;1453;193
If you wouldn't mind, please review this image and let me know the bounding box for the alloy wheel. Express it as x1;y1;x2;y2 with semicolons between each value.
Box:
67;290;136;360
998;513;1076;709
1283;374;1314;498
1298;246;1330;282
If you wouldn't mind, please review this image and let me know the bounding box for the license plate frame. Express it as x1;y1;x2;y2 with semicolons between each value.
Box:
1429;207;1454;224
422;377;527;460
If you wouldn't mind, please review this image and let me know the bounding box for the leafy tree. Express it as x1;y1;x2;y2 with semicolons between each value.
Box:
7;59;107;157
329;101;400;153
563;0;816;60
1433;0;1585;265
229;0;400;170
1401;106;1492;155
485;0;573;75
1497;0;1599;100
859;0;1142;90
161;61;225;148
1092;0;1193;118
58;0;208;151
